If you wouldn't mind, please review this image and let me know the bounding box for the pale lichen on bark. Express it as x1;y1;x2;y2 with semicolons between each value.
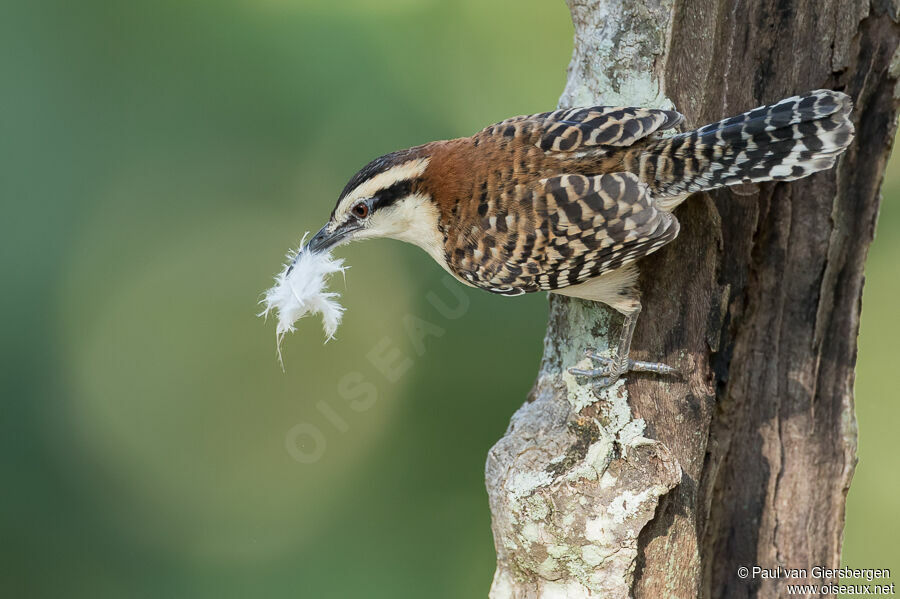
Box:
485;2;682;597
560;0;675;110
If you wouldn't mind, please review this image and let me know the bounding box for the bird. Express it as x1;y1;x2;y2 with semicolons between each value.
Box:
302;90;854;391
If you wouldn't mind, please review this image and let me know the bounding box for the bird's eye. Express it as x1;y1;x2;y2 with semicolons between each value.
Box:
352;201;370;219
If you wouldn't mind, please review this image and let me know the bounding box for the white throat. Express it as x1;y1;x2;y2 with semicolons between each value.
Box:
368;193;450;272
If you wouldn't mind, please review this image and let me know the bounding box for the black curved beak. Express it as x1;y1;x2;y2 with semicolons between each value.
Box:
305;224;344;254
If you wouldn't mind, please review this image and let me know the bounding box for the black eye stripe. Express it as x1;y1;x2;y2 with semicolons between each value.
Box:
372;179;413;210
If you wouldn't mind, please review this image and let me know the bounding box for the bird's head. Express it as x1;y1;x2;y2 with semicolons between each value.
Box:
305;147;446;264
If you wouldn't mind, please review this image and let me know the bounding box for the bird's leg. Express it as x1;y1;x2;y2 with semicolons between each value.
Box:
568;303;678;391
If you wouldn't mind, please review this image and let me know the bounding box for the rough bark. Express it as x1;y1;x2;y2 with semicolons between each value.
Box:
486;2;900;598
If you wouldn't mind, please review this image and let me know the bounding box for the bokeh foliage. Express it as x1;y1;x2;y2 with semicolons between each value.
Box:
1;1;895;597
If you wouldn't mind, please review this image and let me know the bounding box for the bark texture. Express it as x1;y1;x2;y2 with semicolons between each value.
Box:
486;2;900;598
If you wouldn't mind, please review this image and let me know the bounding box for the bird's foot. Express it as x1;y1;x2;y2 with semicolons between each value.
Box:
568;349;678;392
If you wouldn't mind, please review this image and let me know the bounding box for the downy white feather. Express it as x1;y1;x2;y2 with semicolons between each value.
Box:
260;233;347;363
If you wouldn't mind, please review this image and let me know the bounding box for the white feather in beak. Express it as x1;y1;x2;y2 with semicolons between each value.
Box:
260;232;347;364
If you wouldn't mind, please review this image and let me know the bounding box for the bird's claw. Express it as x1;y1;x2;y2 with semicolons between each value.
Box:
568;349;678;393
568;350;628;390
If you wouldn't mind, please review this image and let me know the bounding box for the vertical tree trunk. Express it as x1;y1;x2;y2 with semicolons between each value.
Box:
486;2;900;598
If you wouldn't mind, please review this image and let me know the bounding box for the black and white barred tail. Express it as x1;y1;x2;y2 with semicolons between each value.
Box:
637;90;854;198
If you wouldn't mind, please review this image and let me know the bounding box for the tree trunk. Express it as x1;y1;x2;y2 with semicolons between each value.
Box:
485;2;900;598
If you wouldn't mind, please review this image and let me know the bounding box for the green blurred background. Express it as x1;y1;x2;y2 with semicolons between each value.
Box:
1;1;896;597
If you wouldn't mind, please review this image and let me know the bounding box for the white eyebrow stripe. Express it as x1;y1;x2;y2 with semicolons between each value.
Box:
342;157;430;205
